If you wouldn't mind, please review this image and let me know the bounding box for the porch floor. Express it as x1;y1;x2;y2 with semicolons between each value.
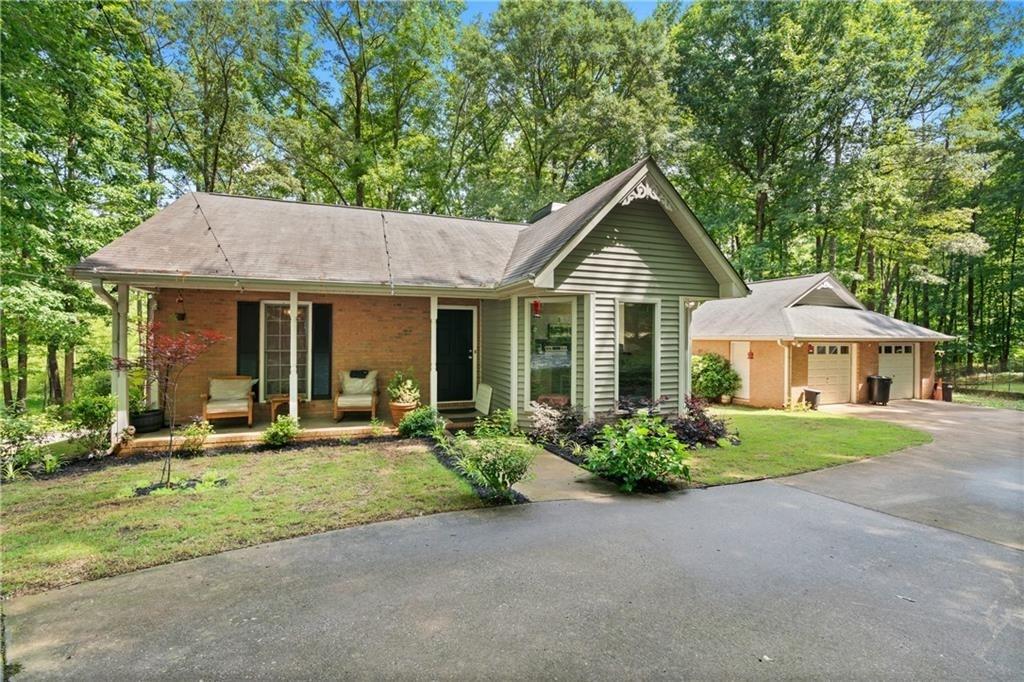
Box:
125;415;395;453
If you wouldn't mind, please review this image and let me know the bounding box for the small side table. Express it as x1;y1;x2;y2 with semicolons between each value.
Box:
267;394;303;421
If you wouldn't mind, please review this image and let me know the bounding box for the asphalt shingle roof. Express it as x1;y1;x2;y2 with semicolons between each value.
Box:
74;160;654;290
691;274;953;341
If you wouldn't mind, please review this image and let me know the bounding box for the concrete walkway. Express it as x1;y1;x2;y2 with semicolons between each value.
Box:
798;400;1024;548
514;449;620;501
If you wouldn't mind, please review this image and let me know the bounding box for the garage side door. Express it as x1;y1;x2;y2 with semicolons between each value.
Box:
807;344;852;404
879;344;915;399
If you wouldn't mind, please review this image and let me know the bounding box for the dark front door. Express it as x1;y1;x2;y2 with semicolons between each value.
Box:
437;308;474;402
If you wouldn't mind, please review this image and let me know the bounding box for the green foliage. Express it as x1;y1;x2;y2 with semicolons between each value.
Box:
398;406;445;438
261;415;300;448
0;412;49;480
67;395;115;451
178;419;213;456
584;413;690;492
473;409;518;439
452;433;534;499
386;369;420;404
691;354;742;399
369;418;388;438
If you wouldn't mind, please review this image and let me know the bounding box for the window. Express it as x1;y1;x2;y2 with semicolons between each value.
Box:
618;302;657;403
261;302;311;399
904;345;913;353
528;300;574;405
816;345;826;355
829;345;839;355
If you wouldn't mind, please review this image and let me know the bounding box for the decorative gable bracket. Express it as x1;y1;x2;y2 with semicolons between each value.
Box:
620;179;674;212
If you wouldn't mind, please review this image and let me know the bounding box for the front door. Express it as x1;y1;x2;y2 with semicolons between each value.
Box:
437;308;474;402
729;341;751;400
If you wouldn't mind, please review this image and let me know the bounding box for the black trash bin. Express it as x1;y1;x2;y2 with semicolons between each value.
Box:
802;388;821;410
942;382;953;402
868;375;892;405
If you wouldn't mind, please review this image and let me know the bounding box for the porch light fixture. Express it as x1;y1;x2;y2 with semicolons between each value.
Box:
175;290;186;321
747;350;754;360
807;343;814;354
531;300;542;318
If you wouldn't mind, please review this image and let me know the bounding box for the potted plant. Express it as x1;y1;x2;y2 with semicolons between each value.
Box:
128;372;164;434
386;369;420;426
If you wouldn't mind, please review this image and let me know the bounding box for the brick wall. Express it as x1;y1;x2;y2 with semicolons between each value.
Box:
790;342;808;403
692;339;785;408
854;342;879;403
154;289;435;424
919;341;936;399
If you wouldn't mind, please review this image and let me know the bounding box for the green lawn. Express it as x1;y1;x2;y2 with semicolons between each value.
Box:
953;392;1024;411
1;440;483;597
689;406;932;486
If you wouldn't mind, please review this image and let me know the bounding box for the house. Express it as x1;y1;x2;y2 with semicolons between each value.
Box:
73;157;748;439
690;273;954;407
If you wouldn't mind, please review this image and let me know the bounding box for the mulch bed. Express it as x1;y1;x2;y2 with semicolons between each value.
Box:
426;436;530;505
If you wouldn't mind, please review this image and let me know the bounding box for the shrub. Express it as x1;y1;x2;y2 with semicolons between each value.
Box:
672;397;737;448
474;408;518;438
0;412;48;480
454;435;535;499
386;369;420;404
178;418;214;456
528;401;580;443
584;412;690;492
691;353;742;399
399;406;445;437
67;394;115;450
261;415;300;447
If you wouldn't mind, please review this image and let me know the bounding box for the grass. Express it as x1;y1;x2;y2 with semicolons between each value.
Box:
1;440;484;597
687;406;932;486
953;392;1024;411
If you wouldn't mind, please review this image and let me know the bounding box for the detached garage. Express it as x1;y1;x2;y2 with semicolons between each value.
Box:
691;274;954;408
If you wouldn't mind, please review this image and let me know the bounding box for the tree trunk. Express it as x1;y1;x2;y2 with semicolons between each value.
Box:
16;327;28;405
0;316;13;408
966;259;975;372
1001;204;1020;371
63;346;75;405
47;343;63;405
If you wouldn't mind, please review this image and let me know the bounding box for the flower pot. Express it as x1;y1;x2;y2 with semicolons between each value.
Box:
130;408;165;434
389;401;418;426
720;395;733;405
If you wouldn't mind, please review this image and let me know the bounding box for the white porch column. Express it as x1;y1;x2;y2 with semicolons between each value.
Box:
429;296;438;408
114;284;130;438
680;299;697;412
509;296;518;421
288;290;298;418
145;294;159;409
584;293;595;420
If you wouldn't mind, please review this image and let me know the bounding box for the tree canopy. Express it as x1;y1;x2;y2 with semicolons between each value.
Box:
1;0;1021;408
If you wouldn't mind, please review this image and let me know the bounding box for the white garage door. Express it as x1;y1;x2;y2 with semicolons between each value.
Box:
807;344;852;404
879;344;915;399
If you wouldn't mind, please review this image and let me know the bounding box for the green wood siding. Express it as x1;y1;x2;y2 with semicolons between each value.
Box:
480;299;511;410
553;200;718;413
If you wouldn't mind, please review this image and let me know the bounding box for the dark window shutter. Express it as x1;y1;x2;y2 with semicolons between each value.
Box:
311;303;332;399
236;302;260;382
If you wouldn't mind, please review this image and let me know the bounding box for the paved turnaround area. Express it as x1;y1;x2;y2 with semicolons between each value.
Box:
7;403;1023;679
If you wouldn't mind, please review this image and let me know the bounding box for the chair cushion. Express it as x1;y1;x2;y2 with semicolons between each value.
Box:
209;378;252;401
341;370;377;396
206;399;249;414
337;394;373;408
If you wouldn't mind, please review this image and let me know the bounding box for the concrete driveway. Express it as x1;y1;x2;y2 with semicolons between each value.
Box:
802;400;1024;549
6;402;1023;679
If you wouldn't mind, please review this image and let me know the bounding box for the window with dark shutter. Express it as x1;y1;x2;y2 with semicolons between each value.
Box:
237;302;260;382
311;303;332;399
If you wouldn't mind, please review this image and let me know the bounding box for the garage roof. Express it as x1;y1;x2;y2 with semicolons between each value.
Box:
691;273;955;342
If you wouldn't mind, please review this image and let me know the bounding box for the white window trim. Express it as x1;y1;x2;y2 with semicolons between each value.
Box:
615;297;661;408
435;304;478;404
522;296;578;412
258;300;313;403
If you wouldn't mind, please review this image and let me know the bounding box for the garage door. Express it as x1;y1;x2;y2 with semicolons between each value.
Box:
807;344;852;404
879;344;915;399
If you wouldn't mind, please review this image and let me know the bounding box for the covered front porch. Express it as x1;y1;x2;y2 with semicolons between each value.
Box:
96;280;498;447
